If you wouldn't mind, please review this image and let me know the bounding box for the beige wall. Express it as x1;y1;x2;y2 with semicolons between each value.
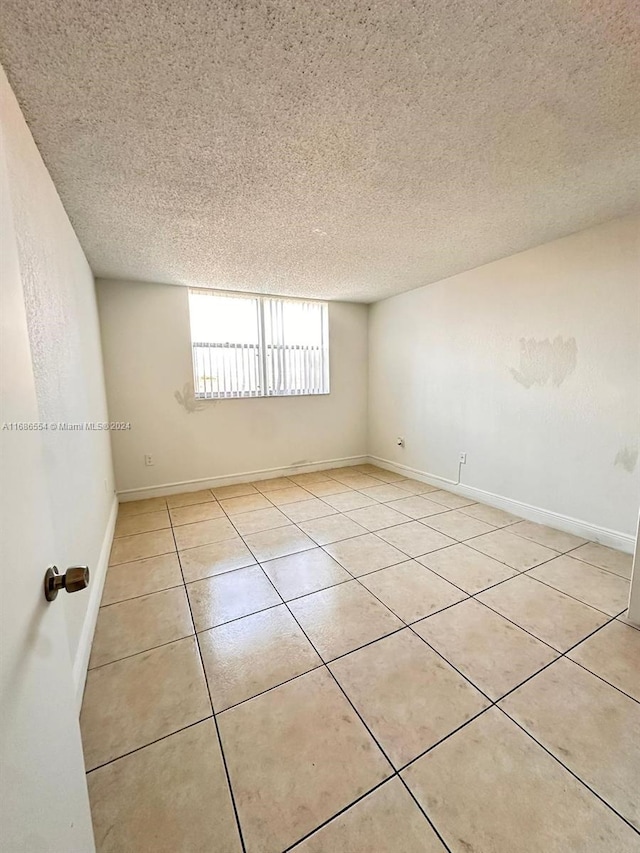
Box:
1;68;115;684
96;279;369;494
368;216;640;541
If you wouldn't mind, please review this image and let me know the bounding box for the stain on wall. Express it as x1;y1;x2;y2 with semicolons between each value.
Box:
510;336;577;388
614;446;638;473
174;383;206;414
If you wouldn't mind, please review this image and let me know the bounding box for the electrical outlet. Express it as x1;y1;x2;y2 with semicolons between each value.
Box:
144;454;154;467
459;452;467;464
397;437;405;448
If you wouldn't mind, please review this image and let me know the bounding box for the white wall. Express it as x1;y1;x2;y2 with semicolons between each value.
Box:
368;216;640;541
1;68;115;684
96;279;368;494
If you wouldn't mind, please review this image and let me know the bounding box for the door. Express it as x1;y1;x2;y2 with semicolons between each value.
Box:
0;130;95;850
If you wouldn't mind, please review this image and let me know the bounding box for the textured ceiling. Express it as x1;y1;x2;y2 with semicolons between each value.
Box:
1;1;639;302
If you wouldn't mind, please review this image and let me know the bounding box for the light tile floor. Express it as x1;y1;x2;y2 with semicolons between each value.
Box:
82;465;639;852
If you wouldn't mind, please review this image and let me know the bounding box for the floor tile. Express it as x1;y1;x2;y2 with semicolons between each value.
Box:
617;613;640;631
109;529;176;566
330;472;384;489
87;719;241;853
376;521;456;558
252;476;294;492
365;469;406;483
211;482;259;500
402;708;639;853
117;497;167;517
243;524;316;561
280;497;337;522
218;667;392;853
165;489;216;508
528;555;630;616
426;489;475;509
231;506;290;535
287;471;331;485
173;517;237;550
261;548;351;600
288;580;403;661
568;620;640;701
101;553;183;605
293;777;445;852
179;538;255;583
304;479;352;497
168;501;224;526
327;465;363;475
345;503;410;531
324;533;408;576
394;478;439;495
186;565;281;631
509;520;587;552
114;509;171;538
267;485;312;506
199;605;322;711
384;495;450;519
501;658;640;827
330;629;488;767
460;503;521;527
477;574;608;651
300;514;368;545
352;463;383;473
422;509;496;540
80;636;211;771
469;528;558;570
359;483;412;503
322;490;378;511
359;561;467;623
90;587;193;668
569;542;633;579
415;599;557;700
417;543;517;593
220;492;272;515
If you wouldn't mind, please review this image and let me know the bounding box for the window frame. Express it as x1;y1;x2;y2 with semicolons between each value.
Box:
188;288;330;401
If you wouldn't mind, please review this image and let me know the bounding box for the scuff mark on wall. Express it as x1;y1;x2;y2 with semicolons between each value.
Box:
614;446;638;473
510;336;577;388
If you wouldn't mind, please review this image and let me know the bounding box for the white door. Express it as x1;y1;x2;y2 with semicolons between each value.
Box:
0;131;95;850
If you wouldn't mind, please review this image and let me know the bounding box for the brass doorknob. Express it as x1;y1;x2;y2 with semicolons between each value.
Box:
44;566;90;602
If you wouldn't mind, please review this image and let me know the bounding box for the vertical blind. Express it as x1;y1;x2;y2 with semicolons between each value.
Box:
189;289;330;399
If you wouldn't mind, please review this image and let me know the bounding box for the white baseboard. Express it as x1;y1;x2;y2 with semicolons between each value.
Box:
368;455;636;554
73;495;118;711
117;455;368;501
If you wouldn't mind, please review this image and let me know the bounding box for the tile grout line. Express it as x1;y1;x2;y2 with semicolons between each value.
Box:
494;705;640;838
103;486;636;708
85;715;216;775
233;518;454;853
115;481;632;582
101;474;636;846
280;776;398;851
91;563;637;711
109;484;635;707
99;580;185;608
117;477;633;578
238;492;466;850
520;564;630;618
391;605;640;833
168;518;248;853
230;495;640;840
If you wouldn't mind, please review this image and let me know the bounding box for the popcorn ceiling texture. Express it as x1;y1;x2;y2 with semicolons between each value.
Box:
1;0;638;302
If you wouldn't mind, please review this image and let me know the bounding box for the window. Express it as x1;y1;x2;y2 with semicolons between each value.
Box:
189;289;330;399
